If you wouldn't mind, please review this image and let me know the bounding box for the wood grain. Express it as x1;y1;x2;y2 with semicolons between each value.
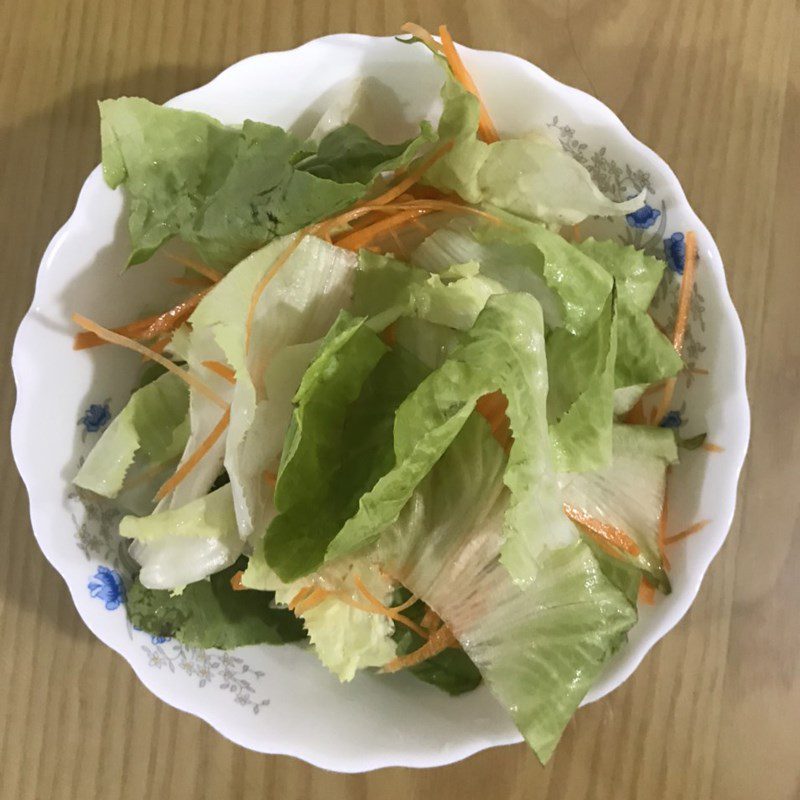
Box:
0;1;795;798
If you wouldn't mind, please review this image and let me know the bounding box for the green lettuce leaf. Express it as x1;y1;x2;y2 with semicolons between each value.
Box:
74;372;189;498
375;407;636;763
297;122;433;184
353;250;504;331
263;316;428;581
126;557;306;648
242;557;397;681
327;293;576;583
422;70;645;225
123;484;243;589
559;424;678;591
100;99;428;267
547;293;617;472
614;304;684;388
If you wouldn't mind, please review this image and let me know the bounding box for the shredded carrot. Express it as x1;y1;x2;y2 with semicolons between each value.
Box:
658;484;670;571
624;399;648;425
391;593;420;614
400;22;444;52
652;231;698;425
380;323;397;348
353;576;429;639
665;519;711;545
166;253;223;283
438;25;500;144
73;314;227;409
294;587;330;616
288;586;315;611
420;606;442;633
202;360;236;384
572;224;581;243
476;391;512;447
74;292;206;350
149;336;172;356
382;624;458;673
563;503;641;556
335;208;434;251
358;141;455;209
230;571;245;591
263;469;277;487
702;442;725;453
638;579;656;605
154;406;231;501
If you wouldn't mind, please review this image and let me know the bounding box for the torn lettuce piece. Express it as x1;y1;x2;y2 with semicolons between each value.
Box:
376;407;635;763
243;555;397;681
614;304;683;388
297;122;434;184
263;316;428;582
74;372;189;498
327;293;575;583
412;213;613;336
126;557;306;648
190;235;358;540
100;99;429;267
559;424;678;591
123;484;242;589
353;250;504;331
422;69;645;225
547;293;617;473
392;317;460;370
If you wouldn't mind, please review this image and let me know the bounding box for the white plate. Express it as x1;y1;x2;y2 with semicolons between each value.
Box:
11;34;749;772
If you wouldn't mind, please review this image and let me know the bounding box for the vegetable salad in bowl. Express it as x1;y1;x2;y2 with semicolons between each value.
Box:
13;24;745;768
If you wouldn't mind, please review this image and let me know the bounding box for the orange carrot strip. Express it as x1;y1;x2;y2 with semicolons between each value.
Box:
288;586;314;611
391;593;420;614
73;314;227;409
638;579;656;605
702;442;725;453
169;276;211;289
165;253;223;283
335;208;434;251
230;571;245;591
563;503;641;556
202;360;236;384
439;25;500;144
653;231;699;425
664;519;711;545
294;587;330;616
420;606;442;633
380;323;397;348
263;469;277;487
154;407;231;501
358;141;454;209
382;624;458;673
353;576;430;639
149;336;172;356
624;400;648;425
400;22;443;53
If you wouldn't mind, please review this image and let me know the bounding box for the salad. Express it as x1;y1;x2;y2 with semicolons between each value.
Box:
71;24;706;763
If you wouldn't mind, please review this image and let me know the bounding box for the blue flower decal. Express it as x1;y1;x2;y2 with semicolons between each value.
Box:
151;635;171;645
79;402;111;433
88;566;125;610
659;410;682;429
626;202;661;229
664;232;686;274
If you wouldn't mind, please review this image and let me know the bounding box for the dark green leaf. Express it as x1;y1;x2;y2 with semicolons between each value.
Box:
126;558;306;648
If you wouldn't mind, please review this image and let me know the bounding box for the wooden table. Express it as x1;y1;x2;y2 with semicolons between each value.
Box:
0;1;795;797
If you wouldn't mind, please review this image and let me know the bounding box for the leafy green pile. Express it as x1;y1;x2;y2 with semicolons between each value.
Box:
77;32;688;764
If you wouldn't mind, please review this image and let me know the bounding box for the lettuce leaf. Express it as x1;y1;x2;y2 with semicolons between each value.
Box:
100;99;428;267
263;316;428;582
190;236;358;540
390;589;482;695
74;372;189;498
124;484;243;589
353;250;504;331
376;408;636;763
559;424;678;591
297;122;433;184
327;293;575;583
126;557;306;648
422;71;645;225
547;293;617;472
